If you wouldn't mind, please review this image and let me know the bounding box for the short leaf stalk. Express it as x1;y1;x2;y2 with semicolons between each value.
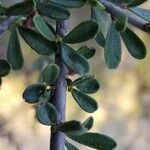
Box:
50;21;69;150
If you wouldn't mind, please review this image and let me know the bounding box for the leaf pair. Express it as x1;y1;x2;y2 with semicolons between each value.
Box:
70;76;100;113
23;84;57;125
60;20;99;75
18;19;98;76
58;116;93;135
104;22;146;69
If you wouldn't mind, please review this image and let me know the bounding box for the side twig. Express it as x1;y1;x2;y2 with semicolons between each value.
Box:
100;0;150;33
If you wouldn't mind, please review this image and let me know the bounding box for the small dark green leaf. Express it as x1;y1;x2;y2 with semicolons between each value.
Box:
42;63;60;85
33;15;56;41
58;120;85;135
71;89;98;113
65;140;79;150
82;116;94;130
58;116;93;135
18;26;56;55
68;132;117;150
0;59;11;77
51;0;87;8
130;7;150;21
77;46;96;59
36;1;70;20
72;75;100;94
37;102;57;125
95;31;106;47
105;22;121;69
121;28;146;59
6;1;34;15
7;30;23;70
115;13;128;32
61;43;89;75
23;84;46;104
128;0;148;7
63;20;99;44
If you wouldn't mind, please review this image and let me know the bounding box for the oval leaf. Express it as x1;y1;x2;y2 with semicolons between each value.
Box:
37;102;57;125
61;43;89;75
58;116;93;135
77;46;96;59
105;22;121;69
63;20;99;44
71;89;98;113
42;63;60;85
68;132;117;150
23;84;46;104
6;1;34;15
36;1;70;20
18;26;56;55
65;140;79;150
7;30;24;70
58;120;85;135
33;15;56;41
51;0;87;8
72;75;100;94
0;59;11;77
121;28;146;59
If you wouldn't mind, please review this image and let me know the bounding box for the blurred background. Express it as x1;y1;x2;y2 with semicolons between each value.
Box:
0;0;150;150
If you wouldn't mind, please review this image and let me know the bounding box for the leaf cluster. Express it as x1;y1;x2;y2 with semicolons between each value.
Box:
0;0;149;149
